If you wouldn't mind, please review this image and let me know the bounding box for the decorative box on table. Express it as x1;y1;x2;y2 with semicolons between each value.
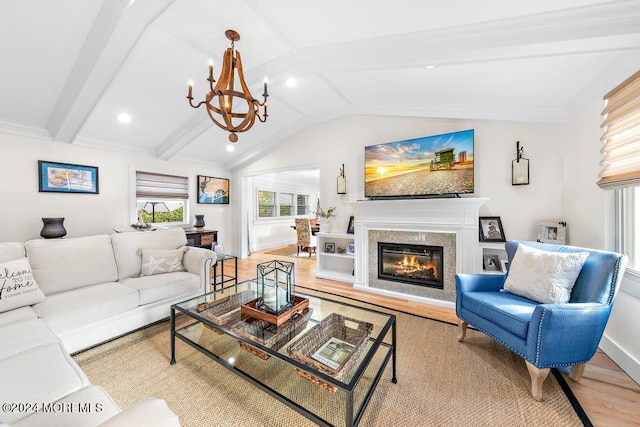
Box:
196;290;254;331
287;313;373;392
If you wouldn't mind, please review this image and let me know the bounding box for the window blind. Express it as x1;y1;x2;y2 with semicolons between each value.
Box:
598;69;640;189
135;171;189;199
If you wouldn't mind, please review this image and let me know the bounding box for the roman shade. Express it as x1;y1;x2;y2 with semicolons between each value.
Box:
598;69;640;189
135;171;189;199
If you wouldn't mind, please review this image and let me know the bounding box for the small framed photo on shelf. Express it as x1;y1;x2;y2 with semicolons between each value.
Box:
483;255;502;272
346;216;355;234
479;216;506;242
38;160;99;194
346;243;355;255
500;259;509;273
324;242;335;253
537;221;566;244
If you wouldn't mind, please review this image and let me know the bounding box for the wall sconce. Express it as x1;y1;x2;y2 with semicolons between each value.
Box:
512;141;530;185
337;164;346;194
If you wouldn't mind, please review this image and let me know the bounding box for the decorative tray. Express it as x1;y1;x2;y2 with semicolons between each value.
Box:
240;296;309;326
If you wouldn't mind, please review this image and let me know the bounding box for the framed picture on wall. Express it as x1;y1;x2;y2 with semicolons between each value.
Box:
479;216;506;242
197;175;229;204
38;160;99;194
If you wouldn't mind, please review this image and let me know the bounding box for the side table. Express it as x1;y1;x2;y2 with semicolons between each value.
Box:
211;254;238;291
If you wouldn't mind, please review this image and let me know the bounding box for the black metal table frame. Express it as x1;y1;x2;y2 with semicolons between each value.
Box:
211;254;238;291
170;288;397;427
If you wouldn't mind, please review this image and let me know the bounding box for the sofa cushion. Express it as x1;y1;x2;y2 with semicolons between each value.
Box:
0;318;59;359
121;271;200;305
0;242;25;262
25;235;118;295
0;258;46;313
140;247;188;276
32;283;139;335
14;385;120;427
461;291;538;339
0;305;37;327
111;228;188;280
504;244;589;304
0;342;90;424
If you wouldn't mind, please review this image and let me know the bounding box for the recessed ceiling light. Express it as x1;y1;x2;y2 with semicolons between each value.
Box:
286;77;297;88
226;144;235;152
425;65;437;70
117;113;132;124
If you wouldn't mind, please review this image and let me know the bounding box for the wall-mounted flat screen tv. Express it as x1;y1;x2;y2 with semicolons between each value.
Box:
365;129;474;199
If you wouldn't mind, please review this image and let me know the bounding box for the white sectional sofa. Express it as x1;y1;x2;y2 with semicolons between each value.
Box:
0;228;216;426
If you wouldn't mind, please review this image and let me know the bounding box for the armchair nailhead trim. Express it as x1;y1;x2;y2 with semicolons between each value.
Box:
534;309;546;365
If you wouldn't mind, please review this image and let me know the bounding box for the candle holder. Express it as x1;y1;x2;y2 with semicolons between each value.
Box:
512;141;530;185
240;260;308;325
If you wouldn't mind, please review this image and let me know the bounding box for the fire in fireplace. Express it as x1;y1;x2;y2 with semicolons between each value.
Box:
378;242;444;289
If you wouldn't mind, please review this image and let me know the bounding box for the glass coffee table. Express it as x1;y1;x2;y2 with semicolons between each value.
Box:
170;280;397;427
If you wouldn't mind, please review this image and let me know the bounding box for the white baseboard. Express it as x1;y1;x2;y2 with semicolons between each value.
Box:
251;239;296;253
353;283;455;309
599;334;640;386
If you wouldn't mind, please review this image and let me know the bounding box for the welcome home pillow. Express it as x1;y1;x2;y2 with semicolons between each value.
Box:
0;258;46;312
503;244;589;304
140;247;188;276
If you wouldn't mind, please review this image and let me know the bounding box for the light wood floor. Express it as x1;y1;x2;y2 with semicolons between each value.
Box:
229;247;640;427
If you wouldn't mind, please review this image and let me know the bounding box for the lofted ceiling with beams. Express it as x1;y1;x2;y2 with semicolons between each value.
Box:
1;0;640;170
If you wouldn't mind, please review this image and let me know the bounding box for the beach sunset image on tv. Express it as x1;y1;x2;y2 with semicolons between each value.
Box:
365;129;474;198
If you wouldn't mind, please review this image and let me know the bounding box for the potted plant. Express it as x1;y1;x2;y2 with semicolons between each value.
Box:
315;206;336;232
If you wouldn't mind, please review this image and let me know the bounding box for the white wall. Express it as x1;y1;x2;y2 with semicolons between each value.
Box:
232;115;566;249
563;95;640;385
0;133;231;242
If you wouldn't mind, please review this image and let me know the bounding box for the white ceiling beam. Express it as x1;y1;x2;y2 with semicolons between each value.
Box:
252;1;640;77
155;113;212;160
47;0;175;143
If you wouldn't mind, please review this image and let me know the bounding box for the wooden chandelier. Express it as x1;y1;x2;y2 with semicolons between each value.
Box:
187;30;268;143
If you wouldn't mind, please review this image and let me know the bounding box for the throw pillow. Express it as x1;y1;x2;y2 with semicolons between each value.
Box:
0;258;46;312
140;247;188;276
503;244;589;304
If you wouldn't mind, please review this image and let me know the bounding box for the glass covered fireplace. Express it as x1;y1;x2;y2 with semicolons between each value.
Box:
377;242;444;289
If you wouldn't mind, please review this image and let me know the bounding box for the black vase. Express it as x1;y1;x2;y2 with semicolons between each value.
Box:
40;217;67;239
194;215;205;230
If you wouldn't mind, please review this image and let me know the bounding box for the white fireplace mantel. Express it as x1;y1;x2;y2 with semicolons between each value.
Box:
352;197;488;307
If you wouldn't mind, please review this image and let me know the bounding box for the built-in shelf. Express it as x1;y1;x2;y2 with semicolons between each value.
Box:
316;232;355;284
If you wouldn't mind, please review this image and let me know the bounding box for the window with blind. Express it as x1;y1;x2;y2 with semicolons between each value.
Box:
297;194;309;215
135;171;189;224
257;190;276;218
257;190;310;219
603;70;640;275
599;69;640;189
279;193;293;216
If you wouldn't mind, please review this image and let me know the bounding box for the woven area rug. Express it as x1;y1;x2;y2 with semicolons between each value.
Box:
73;295;588;427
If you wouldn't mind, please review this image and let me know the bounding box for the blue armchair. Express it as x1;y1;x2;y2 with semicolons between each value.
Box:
456;240;627;401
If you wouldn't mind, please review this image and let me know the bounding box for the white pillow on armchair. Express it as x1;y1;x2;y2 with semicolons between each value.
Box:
503;244;589;304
